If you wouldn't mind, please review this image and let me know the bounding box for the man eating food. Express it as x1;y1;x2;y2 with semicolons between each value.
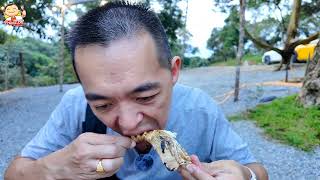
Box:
5;1;268;180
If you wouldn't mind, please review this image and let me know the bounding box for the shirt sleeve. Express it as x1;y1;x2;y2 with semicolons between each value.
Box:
20;88;85;160
211;106;257;165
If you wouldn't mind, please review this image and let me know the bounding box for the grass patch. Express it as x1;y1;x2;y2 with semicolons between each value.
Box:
210;54;262;66
230;95;320;151
228;114;246;121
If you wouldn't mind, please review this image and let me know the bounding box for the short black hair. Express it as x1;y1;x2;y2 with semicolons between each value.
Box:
68;1;172;82
4;3;18;11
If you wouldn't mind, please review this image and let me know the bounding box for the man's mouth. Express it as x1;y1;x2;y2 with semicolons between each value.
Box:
131;131;153;154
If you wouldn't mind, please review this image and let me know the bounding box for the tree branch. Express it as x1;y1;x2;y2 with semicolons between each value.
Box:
285;0;301;45
291;31;320;48
275;3;286;36
244;28;282;54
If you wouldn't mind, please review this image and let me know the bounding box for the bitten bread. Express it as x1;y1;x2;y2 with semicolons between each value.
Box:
131;130;191;171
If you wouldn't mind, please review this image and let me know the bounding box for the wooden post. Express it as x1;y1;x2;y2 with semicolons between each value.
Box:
59;4;65;92
4;50;9;90
19;52;26;86
181;0;188;69
285;63;289;82
234;0;245;102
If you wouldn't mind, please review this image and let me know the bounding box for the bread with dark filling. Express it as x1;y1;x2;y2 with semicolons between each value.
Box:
132;130;191;171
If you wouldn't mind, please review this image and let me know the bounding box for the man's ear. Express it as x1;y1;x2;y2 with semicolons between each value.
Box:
170;56;181;84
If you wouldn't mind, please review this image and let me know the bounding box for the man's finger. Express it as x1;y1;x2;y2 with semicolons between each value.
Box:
81;133;135;149
201;160;227;174
88;157;124;174
101;158;124;173
186;164;217;180
190;155;202;167
179;167;197;180
190;154;217;176
88;144;127;159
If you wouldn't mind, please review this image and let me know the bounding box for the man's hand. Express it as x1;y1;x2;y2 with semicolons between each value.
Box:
36;132;134;180
179;155;254;180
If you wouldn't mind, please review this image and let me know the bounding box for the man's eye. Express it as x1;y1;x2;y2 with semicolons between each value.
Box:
95;104;113;111
136;94;157;103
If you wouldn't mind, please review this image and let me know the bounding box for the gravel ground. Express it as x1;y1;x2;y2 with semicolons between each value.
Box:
1;65;319;179
0;84;78;179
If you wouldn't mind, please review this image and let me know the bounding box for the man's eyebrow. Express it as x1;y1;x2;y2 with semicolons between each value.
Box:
85;93;111;101
131;82;160;94
85;82;160;101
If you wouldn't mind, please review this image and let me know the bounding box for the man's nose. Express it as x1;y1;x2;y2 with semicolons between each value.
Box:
117;103;143;133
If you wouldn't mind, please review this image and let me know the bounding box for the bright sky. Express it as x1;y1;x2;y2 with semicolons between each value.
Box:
182;0;226;58
151;0;227;58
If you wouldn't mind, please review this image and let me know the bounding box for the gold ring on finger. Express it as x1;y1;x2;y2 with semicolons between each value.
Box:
96;159;105;173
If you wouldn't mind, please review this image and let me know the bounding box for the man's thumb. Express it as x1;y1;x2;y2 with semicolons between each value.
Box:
186;164;215;180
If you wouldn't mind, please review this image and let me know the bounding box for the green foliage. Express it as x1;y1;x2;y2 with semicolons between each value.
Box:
211;0;319;61
245;0;319;38
299;1;320;37
32;75;56;86
157;0;184;55
210;53;262;66
0;32;76;91
0;0;55;38
0;29;8;44
250;0;319;43
183;56;210;68
63;50;77;84
207;6;249;61
228;114;244;121
247;17;287;47
230;95;320;151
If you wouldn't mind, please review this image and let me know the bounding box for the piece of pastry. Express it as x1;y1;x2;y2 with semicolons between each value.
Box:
131;130;191;171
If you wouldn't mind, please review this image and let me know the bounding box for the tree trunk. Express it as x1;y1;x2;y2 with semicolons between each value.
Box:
275;0;301;71
298;40;320;107
221;52;227;62
59;6;65;92
19;52;26;86
234;0;245;102
4;52;9;90
277;50;294;81
284;0;301;46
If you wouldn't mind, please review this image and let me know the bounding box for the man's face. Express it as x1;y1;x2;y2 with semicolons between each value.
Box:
4;5;19;17
75;32;181;138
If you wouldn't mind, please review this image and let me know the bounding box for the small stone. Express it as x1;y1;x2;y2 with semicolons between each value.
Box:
259;96;277;103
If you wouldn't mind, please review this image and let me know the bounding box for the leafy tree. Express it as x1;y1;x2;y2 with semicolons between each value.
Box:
211;0;320;71
207;6;240;61
0;34;76;90
0;0;55;38
234;0;245;102
0;29;8;44
156;0;184;55
244;0;320;70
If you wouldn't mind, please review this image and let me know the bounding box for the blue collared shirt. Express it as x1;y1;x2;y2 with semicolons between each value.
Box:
21;84;256;179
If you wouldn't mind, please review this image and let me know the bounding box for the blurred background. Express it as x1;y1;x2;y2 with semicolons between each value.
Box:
0;0;318;91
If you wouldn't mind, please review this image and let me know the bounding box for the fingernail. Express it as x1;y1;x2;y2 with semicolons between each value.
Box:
186;164;196;173
130;141;136;148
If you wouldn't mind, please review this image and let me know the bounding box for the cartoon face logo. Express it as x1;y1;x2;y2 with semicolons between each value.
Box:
5;4;20;17
2;3;26;26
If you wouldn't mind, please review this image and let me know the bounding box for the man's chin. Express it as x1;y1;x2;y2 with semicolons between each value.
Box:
135;141;152;154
